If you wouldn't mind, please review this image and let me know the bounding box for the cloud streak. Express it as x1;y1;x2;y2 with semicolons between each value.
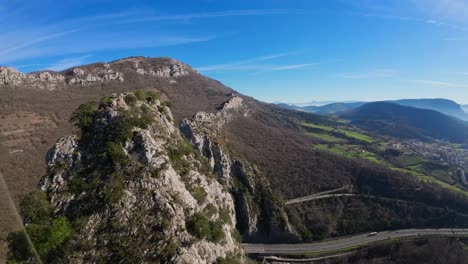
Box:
346;0;468;32
337;69;397;79
411;79;468;88
1;8;301;66
197;53;316;74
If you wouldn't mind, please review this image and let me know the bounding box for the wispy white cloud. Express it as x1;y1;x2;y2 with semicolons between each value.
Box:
411;79;468;88
197;53;316;74
346;0;468;31
1;8;300;66
445;37;466;41
46;55;92;71
13;55;92;72
337;69;397;79
197;53;290;72
116;9;308;24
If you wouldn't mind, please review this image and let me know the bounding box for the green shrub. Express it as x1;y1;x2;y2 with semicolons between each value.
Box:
140;104;151;114
233;229;242;243
209;221;225;242
134;90;147;100
146;91;160;103
162;101;172;108
160;218;171;231
10;217;73;261
99;96;113;106
168;143;191;175
48;217;73;250
217;255;241;264
20;191;52;224
69;171;102;194
70;102;97;142
180;140;193;155
7;230;37;263
187;212;225;242
134;90;160;103
160;239;180;260
204;204;217;217
188;185;207;203
219;208;232;225
124;94;137;106
103;171;125;205
108;117;135;144
187;213;211;240
106;142;128;165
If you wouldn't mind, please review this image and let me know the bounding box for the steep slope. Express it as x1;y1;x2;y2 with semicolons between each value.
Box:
7;92;243;263
392;98;468;121
340;102;468;143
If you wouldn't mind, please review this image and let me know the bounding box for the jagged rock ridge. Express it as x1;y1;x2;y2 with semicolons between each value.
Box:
0;57;196;90
181;96;299;242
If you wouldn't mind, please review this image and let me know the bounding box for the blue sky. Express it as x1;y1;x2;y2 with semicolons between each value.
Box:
2;0;468;104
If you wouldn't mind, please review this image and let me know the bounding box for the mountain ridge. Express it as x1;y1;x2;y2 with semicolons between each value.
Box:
340;101;468;143
277;98;468;121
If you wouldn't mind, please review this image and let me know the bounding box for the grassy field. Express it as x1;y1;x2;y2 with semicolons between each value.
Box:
306;132;346;143
302;122;468;196
337;129;374;143
302;122;375;143
301;122;335;131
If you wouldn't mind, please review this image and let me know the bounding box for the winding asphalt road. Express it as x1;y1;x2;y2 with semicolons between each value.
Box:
285;185;352;205
285;193;358;205
242;228;468;254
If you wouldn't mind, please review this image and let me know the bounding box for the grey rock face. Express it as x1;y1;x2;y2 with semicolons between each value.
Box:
0;66;66;90
180;96;262;237
0;66;26;85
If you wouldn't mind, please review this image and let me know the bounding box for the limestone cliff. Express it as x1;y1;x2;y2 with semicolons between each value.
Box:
180;96;298;243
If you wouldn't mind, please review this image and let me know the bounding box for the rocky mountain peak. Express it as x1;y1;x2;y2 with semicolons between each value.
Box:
0;57;197;90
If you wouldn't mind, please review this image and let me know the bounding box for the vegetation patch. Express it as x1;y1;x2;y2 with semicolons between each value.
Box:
8;195;73;262
188;184;207;203
301;122;335;131
187;212;225;242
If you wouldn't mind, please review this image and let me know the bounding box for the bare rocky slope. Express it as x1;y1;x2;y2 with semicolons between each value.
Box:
2;57;468;262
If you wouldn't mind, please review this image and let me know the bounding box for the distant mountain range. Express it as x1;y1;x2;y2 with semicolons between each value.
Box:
278;99;468;121
462;105;468;113
340;102;468;143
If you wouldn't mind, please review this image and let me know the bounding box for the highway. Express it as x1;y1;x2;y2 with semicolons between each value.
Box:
242;228;468;254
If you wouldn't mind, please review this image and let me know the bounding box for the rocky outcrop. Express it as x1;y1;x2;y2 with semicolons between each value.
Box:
0;57;196;90
133;59;194;78
36;93;243;263
181;96;298;242
0;66;26;85
67;64;124;85
0;66;66;90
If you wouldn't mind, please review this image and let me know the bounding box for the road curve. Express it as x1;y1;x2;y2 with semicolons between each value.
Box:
285;193;357;205
285;185;352;205
242;228;468;254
